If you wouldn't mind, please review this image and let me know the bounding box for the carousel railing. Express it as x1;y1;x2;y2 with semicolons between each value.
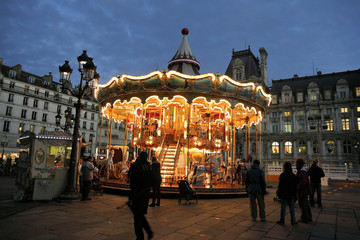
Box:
158;135;167;164
170;137;182;187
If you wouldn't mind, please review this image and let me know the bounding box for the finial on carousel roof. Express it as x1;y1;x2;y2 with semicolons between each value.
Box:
168;27;200;75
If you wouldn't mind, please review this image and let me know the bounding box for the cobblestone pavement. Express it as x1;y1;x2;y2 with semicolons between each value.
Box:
0;176;359;240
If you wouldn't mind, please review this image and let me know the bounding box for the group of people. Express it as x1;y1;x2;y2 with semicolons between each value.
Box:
245;158;325;225
78;156;99;201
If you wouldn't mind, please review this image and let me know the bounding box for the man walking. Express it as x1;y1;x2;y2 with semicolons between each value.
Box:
149;156;162;207
295;158;312;223
308;160;325;208
245;160;266;221
128;151;154;240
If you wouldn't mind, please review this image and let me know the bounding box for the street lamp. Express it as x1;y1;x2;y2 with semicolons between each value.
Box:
58;50;99;200
55;108;74;132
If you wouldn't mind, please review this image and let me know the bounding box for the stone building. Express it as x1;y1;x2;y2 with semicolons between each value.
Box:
0;58;100;161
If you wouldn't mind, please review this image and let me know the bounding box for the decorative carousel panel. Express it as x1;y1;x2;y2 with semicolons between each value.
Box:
238;86;253;99
193;77;213;92
168;75;187;89
219;81;236;94
143;76;162;90
123;79;139;91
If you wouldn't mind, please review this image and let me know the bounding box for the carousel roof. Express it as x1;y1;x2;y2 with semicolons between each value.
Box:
168;28;200;75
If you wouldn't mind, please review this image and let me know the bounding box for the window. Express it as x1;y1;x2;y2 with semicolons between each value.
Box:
21;109;27;119
340;91;346;99
341;107;348;113
235;68;243;80
284;93;290;103
40;126;46;134
284;121;291;133
90;123;94;130
356;87;360;97
18;123;25;133
326;108;332;115
44;102;48;110
297;121;305;132
24;86;30;92
324;90;331;100
9;70;16;78
272;142;279;154
84;111;87;119
104;130;108;136
358;117;360;130
272;112;278;118
312;140;319;154
343;140;351;154
33;99;38;108
28;76;35;83
5;107;12;116
297;92;303;102
31;111;37;120
310;109;319;115
326;119;334;131
310;90;317;101
272;122;279;133
284;111;290;117
23;97;28;106
91;104;95;110
42;113;47;122
357;107;360;112
3;121;10;132
298;141;306;154
285;141;292;154
82;121;87;129
91;113;95;120
57;105;61;113
341;118;350;130
83;102;87;108
327;140;336;154
89;134;94;142
272;95;278;104
8;94;14;102
68;98;73;104
297;110;304;116
35;88;39;95
30;124;35;133
45;91;49;97
9;82;15;88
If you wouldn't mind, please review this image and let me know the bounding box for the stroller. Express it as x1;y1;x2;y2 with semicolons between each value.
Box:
92;175;103;196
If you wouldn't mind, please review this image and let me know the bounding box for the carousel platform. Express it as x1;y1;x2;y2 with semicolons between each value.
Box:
101;179;248;199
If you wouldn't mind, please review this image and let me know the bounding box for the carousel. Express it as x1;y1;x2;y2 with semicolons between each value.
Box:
94;29;271;194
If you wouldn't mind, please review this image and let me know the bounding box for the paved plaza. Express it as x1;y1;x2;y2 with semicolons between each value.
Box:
0;176;359;240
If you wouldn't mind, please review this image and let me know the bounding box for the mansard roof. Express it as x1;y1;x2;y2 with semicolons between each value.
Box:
271;69;360;94
225;46;261;79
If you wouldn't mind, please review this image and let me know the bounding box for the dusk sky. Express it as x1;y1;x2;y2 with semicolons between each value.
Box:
1;0;359;86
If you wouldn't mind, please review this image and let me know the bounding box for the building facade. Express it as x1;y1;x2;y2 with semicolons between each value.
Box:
0;58;100;162
260;70;360;169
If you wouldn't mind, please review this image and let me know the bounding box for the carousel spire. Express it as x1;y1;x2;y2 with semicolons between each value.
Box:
168;28;201;75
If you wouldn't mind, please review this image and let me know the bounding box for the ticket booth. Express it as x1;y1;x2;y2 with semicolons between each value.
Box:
14;131;79;201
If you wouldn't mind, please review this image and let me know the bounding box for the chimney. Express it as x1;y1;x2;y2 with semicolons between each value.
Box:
317;71;322;75
259;47;268;87
294;74;298;78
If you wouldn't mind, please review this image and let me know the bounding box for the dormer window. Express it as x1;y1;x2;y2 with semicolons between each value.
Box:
297;92;303;102
272;95;278;104
284;93;290;103
324;90;331;100
310;90;317;101
43;80;50;86
28;76;35;83
235;68;244;80
356;87;360;97
8;70;16;78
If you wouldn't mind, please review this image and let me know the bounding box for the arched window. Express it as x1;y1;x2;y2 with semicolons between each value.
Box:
326;140;336;154
272;142;279;154
285;141;292;154
312;140;319;154
299;141;306;154
343;140;351;154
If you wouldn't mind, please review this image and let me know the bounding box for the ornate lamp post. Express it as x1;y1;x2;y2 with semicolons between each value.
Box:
58;50;99;200
55;108;74;132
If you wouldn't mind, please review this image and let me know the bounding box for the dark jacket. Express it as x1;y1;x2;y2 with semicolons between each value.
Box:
151;160;162;186
245;164;266;194
277;170;297;200
296;168;311;198
129;158;153;214
308;164;325;184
